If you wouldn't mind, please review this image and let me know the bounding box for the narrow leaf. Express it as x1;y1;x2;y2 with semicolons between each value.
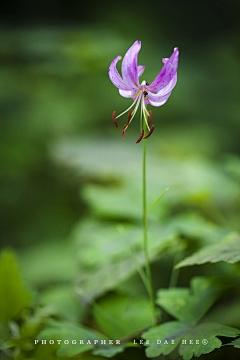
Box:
146;187;169;214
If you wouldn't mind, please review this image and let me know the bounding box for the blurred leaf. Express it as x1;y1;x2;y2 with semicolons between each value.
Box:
176;232;240;268
9;307;53;352
92;344;127;358
156;277;222;324
204;298;240;327
228;338;240;348
38;321;107;357
33;341;68;360
19;241;77;287
82;182;142;220
0;251;31;326
40;285;83;322
93;293;152;339
52;139;240;210
74;220;178;298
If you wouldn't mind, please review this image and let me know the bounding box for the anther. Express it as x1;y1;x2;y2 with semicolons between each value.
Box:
136;129;144;143
127;110;133;126
112;111;119;128
146;81;149;86
143;125;155;139
143;91;148;97
122;125;126;139
148;110;152;126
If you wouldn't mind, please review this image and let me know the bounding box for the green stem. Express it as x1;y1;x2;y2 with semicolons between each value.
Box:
143;119;157;326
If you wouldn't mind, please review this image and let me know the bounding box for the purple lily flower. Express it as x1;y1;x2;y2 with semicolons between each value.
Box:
109;40;179;142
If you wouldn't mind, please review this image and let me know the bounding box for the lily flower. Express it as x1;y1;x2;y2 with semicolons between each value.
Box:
109;41;179;142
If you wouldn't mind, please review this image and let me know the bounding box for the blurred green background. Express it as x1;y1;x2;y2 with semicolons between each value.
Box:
1;0;240;245
1;1;240;357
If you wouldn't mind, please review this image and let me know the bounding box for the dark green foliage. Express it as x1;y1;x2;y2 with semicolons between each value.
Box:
0;252;31;331
142;278;240;359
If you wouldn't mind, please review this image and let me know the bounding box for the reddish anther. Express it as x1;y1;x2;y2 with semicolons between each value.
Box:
127;110;133;126
143;125;155;139
148;110;152;126
112;111;119;128
136;129;145;143
122;124;126;139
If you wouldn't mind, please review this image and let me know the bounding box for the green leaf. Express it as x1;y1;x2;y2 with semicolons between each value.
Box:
92;344;126;358
38;321;107;357
7;307;54;352
93;293;152;339
203;297;240;327
179;323;240;360
142;322;191;357
143;322;239;359
74;220;178;299
33;341;67;360
146;187;170;214
40;285;84;322
0;251;32;326
156;277;222;323
228;338;240;348
143;276;239;359
176;232;240;268
19;241;77;287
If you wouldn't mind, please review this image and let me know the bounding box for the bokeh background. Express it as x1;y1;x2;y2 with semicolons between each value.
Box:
1;1;240;358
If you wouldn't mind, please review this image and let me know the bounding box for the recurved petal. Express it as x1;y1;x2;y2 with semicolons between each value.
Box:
108;55;130;91
138;65;145;78
119;89;136;98
148;47;179;93
146;90;172;107
152;73;177;97
162;57;169;64
121;41;142;91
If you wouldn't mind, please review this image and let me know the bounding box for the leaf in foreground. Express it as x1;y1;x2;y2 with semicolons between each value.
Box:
0;251;32;326
142;277;240;359
38;321;128;358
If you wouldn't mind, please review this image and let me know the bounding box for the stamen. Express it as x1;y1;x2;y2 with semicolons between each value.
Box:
122;124;126;139
148;110;152;126
112;111;119;128
127;110;133;126
116;93;140;119
143;125;155;139
136;130;144;143
125;94;142;130
141;97;150;131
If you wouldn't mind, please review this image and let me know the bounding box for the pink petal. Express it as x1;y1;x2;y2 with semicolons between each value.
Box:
162;57;169;64
146;90;173;107
138;65;145;78
121;41;142;91
154;73;177;97
108;55;130;91
119;89;136;98
148;47;179;93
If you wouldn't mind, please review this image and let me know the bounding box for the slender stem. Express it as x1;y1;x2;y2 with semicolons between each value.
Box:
142;115;157;326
